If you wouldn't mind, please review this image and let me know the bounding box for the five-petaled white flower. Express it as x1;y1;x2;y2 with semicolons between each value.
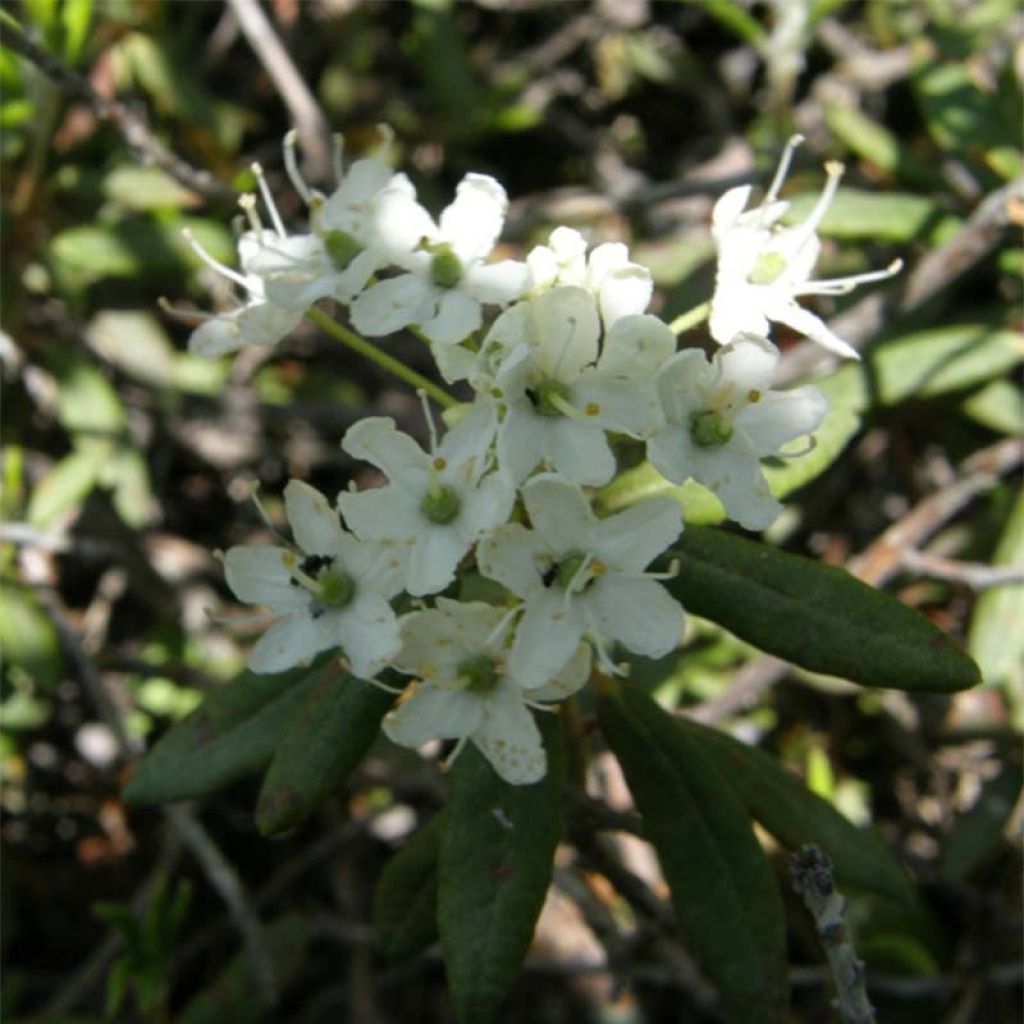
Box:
339;399;513;596
489;287;672;485
647;332;828;530
527;225;653;328
477;474;685;685
384;598;590;785
223;480;408;677
709;135;901;359
350;172;530;345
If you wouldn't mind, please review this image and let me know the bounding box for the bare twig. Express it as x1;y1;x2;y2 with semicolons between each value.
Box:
900;549;1024;591
0;14;235;204
686;655;790;725
849;437;1023;587
38;587;278;1011
901;177;1024;312
226;0;331;182
791;845;876;1024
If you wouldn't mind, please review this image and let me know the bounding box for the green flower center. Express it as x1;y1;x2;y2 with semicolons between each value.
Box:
317;569;356;608
429;244;463;288
458;654;500;694
420;483;461;525
323;229;362;271
690;410;733;448
747;251;787;285
527;378;572;417
542;551;599;593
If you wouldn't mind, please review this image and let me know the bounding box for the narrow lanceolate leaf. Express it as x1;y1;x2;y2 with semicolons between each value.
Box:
255;670;397;835
676;719;916;905
438;716;564;1024
123;662;329;805
668;528;980;693
598;683;788;1024
374;812;444;958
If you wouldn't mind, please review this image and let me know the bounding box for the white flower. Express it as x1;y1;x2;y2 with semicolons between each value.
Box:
182;227;303;357
646;333;828;530
243;132;398;310
477;475;684;685
222;480;408;677
383;598;590;784
709;135;901;359
527;226;653;328
489;287;671;485
339;399;513;596
350;173;530;345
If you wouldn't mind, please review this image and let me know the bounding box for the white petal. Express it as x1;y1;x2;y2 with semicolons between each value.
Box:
475;691;546;785
341;417;430;487
716;334;780;398
546;419;615;486
509;590;587;688
735;386;829;457
223;546;309;611
371;175;436;267
440;399;499;485
407;528;469;596
439;173;508;263
646;423;697;486
285;480;346;555
477;522;545;599
350;274;437;337
459;473;516;537
599;315;676;376
572;372;663;438
336;592;402;677
464;260;532;304
521;475;595;554
711;185;753;236
248;612;326;673
597;265;652;323
335;535;410;598
709;283;769;347
655;349;712;423
690;442;781;531
765;298;860;360
384;686;483;747
591;497;682;571
338;486;423;542
585;576;684;658
418;288;481;346
533;287;600;380
522;642;591;700
496;405;547;483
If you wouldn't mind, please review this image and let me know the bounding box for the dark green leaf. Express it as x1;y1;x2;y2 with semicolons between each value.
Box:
175;915;309;1024
438;715;564;1024
255;670;397;835
374;812;444;958
123;662;330;805
598;683;788;1023
675;719;916;904
668;527;980;692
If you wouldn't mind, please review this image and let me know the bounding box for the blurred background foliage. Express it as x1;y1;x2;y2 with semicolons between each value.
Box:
1;0;1021;1021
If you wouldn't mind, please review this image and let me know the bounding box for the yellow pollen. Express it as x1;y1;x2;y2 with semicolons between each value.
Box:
433;457;447;471
585;402;600;416
748;389;762;403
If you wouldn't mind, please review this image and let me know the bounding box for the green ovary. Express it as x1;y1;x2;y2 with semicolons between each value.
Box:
318;569;356;608
430;245;463;288
458;654;499;694
420;484;461;524
527;378;572;417
690;410;733;447
747;251;787;285
323;230;362;271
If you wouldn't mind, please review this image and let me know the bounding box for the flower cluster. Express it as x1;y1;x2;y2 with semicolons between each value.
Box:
194;131;898;783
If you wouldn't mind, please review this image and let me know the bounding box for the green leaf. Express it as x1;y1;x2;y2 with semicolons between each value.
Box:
255;670;397;835
597;469;725;523
667;527;980;692
597;683;788;1023
675;719;916;904
961;378;1024;436
60;0;92;63
0;583;63;690
969;490;1024;690
103;446;152;529
175;915;309;1024
438;716;564;1024
692;0;765;44
85;310;175;387
123;663;329;805
102;165;199;211
27;445;108;528
374;812;444;958
872;325;1023;404
939;759;1024;882
782;188;949;242
52;357;126;437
